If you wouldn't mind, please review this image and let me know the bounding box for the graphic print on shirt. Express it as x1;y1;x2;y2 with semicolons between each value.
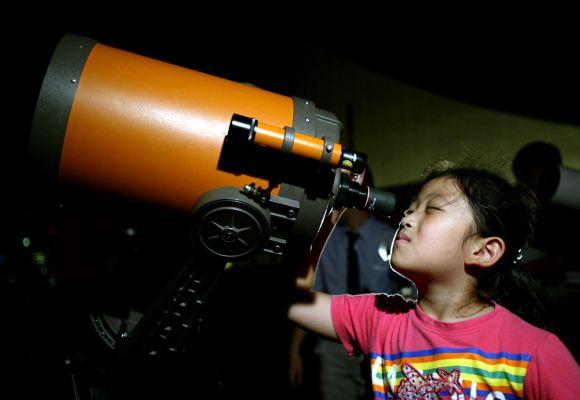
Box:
397;362;463;399
369;348;531;400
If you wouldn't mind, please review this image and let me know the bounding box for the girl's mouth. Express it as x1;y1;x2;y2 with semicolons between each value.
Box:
396;232;411;244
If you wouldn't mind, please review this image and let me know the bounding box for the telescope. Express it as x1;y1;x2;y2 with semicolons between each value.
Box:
27;34;396;382
29;34;395;260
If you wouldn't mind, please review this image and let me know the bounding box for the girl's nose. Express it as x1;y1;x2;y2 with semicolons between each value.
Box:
399;216;412;228
399;209;415;228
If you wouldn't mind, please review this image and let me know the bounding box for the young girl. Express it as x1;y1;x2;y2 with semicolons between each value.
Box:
288;162;580;399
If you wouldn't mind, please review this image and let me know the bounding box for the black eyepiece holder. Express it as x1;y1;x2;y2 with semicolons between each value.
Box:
333;172;396;216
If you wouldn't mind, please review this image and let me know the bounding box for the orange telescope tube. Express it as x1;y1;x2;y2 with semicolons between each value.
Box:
29;34;333;214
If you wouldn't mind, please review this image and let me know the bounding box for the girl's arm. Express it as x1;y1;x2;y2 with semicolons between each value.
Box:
287;288;335;339
287;209;341;339
287;170;363;339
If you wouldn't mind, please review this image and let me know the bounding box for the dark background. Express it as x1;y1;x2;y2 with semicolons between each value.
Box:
1;29;578;399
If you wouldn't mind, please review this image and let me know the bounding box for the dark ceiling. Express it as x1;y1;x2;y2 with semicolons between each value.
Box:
324;32;579;126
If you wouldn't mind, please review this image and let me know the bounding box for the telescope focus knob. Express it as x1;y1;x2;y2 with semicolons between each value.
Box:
191;188;271;260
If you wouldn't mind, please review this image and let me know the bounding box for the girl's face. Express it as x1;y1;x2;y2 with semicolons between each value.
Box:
390;177;476;282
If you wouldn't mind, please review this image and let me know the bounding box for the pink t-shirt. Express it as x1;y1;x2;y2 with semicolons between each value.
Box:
331;294;580;399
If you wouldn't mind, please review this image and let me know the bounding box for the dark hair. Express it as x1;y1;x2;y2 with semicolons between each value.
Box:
422;161;547;327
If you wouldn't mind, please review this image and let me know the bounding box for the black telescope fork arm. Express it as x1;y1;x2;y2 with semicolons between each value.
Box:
116;254;227;359
109;254;228;399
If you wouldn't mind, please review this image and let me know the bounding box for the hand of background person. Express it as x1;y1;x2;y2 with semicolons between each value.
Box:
288;349;304;386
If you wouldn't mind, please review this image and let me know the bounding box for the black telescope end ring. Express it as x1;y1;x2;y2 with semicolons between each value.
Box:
28;33;98;194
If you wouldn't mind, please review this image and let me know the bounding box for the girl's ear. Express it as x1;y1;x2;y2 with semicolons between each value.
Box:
465;236;505;268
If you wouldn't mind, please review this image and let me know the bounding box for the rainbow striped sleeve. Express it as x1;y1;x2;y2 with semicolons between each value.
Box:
369;348;531;400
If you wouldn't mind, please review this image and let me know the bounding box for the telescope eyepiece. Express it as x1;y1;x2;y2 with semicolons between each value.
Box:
335;173;396;216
